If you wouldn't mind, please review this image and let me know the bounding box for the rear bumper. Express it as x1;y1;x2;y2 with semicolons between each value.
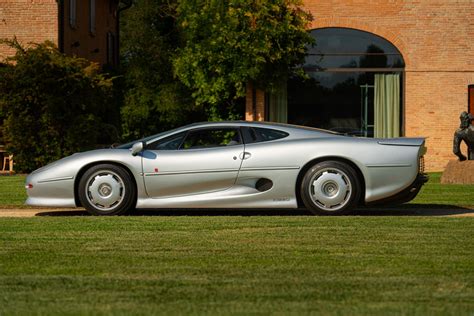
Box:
366;173;429;206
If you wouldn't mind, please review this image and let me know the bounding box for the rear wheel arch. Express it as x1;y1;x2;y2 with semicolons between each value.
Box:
295;157;366;208
74;161;138;208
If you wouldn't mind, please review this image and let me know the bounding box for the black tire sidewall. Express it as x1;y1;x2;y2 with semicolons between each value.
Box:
78;164;136;216
300;161;360;216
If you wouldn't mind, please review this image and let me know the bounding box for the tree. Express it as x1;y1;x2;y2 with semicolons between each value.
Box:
120;0;313;131
119;0;205;141
0;40;117;172
173;0;313;117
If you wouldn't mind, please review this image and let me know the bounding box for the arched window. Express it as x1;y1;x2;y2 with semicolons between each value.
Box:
305;27;404;70
271;27;405;138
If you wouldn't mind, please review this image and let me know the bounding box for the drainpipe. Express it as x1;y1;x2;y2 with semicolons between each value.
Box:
252;85;257;121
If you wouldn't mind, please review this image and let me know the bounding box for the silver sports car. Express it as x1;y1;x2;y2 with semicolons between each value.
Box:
25;121;428;215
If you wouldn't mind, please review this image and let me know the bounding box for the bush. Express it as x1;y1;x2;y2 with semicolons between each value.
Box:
0;40;118;172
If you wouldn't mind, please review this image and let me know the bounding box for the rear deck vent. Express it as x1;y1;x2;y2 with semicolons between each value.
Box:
255;178;273;192
419;156;425;174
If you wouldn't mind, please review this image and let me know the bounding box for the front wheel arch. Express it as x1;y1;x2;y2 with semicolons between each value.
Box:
74;161;138;209
295;157;366;208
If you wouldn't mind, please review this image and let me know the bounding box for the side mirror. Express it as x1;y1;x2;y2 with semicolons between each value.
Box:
130;141;144;156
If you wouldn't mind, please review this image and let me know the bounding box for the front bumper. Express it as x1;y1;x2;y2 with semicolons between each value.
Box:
25;174;77;207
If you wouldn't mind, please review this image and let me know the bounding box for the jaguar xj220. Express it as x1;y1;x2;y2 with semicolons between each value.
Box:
25;121;428;215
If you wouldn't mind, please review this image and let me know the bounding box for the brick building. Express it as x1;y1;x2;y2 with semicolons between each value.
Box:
246;0;474;171
0;0;131;66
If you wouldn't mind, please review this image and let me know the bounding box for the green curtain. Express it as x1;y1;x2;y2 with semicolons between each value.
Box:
374;74;400;138
268;81;288;123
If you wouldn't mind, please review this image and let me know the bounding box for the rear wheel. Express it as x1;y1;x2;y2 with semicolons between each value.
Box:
78;164;136;216
300;161;361;215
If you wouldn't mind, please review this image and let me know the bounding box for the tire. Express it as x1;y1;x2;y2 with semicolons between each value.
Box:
78;164;136;216
300;161;361;215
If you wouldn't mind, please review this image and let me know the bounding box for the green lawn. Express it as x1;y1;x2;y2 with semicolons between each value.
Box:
411;173;474;206
0;175;27;206
0;174;473;315
1;217;473;315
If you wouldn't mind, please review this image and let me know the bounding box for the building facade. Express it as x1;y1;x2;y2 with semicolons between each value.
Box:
0;0;130;66
246;0;474;171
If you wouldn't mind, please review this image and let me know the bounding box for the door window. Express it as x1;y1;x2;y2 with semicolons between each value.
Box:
180;128;241;149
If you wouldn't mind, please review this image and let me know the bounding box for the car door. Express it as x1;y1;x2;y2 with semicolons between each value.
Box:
142;127;244;198
238;126;292;170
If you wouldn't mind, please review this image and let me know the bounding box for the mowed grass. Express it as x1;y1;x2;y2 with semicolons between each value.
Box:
1;217;473;315
0;175;27;206
411;173;474;206
0;173;473;314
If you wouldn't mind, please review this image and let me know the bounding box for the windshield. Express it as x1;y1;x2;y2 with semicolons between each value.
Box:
115;126;185;149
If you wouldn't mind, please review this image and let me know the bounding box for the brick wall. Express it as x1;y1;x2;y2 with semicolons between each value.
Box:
62;0;118;66
0;0;58;60
246;0;474;171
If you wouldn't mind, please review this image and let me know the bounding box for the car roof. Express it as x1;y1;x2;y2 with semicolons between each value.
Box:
181;120;337;134
117;121;339;149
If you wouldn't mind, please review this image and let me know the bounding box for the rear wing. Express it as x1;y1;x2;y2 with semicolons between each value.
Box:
377;138;425;147
378;137;427;173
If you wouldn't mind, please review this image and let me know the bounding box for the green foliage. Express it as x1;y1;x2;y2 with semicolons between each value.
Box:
173;0;313;108
0;40;117;172
120;0;313;134
120;0;205;141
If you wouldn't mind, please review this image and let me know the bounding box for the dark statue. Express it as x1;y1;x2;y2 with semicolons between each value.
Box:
453;111;474;161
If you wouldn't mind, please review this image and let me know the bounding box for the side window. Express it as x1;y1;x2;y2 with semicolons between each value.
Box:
89;0;96;35
146;132;185;150
69;0;77;28
180;128;241;150
242;127;289;144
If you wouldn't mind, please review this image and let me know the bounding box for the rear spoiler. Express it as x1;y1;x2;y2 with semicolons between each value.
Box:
377;138;425;147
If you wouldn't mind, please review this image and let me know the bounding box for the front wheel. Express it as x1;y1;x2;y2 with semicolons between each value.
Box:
78;164;136;216
300;161;361;215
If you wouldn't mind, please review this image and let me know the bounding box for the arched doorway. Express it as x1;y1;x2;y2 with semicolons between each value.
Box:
269;27;405;138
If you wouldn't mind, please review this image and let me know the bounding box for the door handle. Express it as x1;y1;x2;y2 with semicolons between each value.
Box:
239;152;252;160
